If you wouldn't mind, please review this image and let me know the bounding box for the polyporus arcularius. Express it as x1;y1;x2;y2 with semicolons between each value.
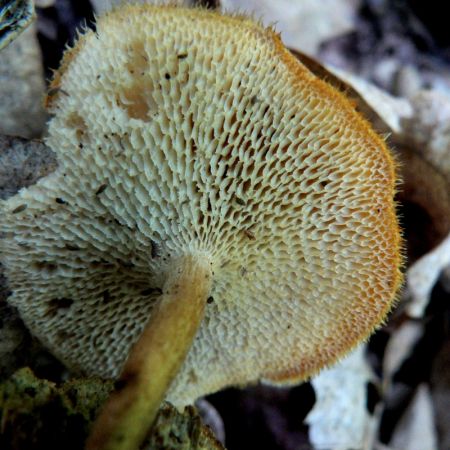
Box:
0;4;402;449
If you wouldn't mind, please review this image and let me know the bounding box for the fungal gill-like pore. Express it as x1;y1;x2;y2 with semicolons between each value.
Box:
0;5;402;450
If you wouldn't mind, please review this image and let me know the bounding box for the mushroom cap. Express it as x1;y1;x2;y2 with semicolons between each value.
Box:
0;5;401;406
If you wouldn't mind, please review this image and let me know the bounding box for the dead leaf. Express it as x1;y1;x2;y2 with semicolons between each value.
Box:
383;321;423;386
221;0;360;55
389;384;438;450
306;345;377;450
0;24;47;138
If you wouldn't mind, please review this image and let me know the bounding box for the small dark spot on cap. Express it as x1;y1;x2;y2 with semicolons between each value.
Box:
47;87;60;97
55;197;67;205
177;53;188;59
33;261;57;272
140;287;163;296
95;184;108;195
101;290;111;303
48;87;69;97
50;297;73;309
207;296;214;304
119;260;135;268
235;196;246;206
244;229;255;240
65;243;80;251
240;267;247;277
165;73;171;80
90;259;114;270
46;297;74;317
12;204;27;214
56;330;74;342
188;369;198;383
150;239;160;258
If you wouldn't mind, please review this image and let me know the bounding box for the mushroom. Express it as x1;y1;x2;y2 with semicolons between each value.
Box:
0;4;402;450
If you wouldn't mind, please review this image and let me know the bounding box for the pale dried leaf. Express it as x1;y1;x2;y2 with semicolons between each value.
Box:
221;0;360;55
389;384;438;450
396;146;450;253
395;90;450;316
326;66;413;134
0;135;57;200
383;321;423;385
406;234;450;318
401;90;450;178
195;399;226;445
431;339;450;450
306;345;375;450
0;23;47;138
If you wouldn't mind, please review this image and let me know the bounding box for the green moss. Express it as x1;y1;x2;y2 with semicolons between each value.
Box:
0;367;112;450
147;404;224;450
0;368;224;450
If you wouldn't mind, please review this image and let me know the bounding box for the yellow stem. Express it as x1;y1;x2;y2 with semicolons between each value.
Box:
86;255;212;450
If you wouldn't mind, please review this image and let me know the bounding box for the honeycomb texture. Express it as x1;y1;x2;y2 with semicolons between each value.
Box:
0;5;401;406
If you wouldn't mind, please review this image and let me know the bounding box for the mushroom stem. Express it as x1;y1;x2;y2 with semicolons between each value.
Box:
86;255;212;450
